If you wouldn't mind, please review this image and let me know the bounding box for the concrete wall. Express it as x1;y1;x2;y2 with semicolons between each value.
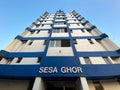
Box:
75;39;106;51
99;38;119;51
18;40;45;52
71;29;92;36
47;47;74;56
69;23;84;28
29;31;49;37
51;33;69;37
79;57;106;64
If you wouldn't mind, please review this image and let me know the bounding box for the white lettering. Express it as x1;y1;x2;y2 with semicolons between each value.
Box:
39;67;58;73
39;67;82;74
61;67;82;73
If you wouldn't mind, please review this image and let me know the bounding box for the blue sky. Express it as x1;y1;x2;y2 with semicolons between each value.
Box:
0;0;120;50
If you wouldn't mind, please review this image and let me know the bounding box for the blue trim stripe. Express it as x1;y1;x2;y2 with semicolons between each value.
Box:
0;64;120;80
0;50;120;58
15;33;108;41
81;20;89;25
15;35;48;41
26;25;96;33
77;51;120;57
0;51;44;58
32;22;40;27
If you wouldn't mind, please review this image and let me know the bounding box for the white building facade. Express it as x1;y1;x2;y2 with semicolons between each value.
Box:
0;10;120;90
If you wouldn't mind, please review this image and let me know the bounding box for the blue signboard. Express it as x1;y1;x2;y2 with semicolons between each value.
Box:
0;56;120;80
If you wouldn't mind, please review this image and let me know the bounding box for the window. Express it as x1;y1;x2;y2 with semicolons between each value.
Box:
49;40;61;47
16;58;22;63
31;31;34;34
88;39;94;44
56;15;64;18
77;23;80;26
73;39;77;44
27;79;35;90
22;40;27;44
61;40;70;47
36;30;40;34
43;40;47;45
53;28;67;33
81;29;85;33
70;30;73;33
46;80;75;90
84;57;91;64
55;22;66;25
47;87;75;90
28;41;33;45
74;19;76;21
37;57;41;63
103;57;112;64
6;58;13;64
65;87;75;90
41;24;44;27
56;40;61;47
93;81;103;90
117;79;120;84
49;40;70;47
50;40;55;47
56;17;65;20
0;54;3;61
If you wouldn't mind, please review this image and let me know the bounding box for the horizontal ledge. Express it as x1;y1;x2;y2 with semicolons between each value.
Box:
0;50;119;58
0;50;44;58
77;51;120;57
15;33;108;41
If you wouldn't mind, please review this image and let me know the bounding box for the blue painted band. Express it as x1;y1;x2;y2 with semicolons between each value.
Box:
81;20;89;25
0;64;120;80
77;51;120;57
15;35;48;41
32;22;40;27
15;33;108;41
0;51;44;58
26;25;96;33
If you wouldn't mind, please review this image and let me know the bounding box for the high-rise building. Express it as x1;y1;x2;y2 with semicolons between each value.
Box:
0;10;120;90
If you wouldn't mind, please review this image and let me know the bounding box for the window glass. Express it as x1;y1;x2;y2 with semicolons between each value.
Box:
53;28;67;33
50;40;55;47
103;57;112;64
84;57;91;64
56;40;61;47
88;39;94;44
49;40;70;47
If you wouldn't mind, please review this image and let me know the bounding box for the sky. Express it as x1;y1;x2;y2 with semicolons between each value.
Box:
0;0;120;50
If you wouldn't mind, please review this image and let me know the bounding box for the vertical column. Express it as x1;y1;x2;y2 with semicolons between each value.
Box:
43;13;55;57
66;12;82;64
80;77;89;90
32;77;46;90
